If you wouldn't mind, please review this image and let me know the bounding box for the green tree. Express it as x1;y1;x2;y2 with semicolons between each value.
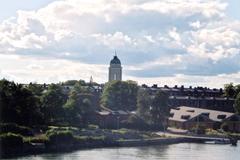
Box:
234;84;240;98
64;83;95;125
101;80;139;111
150;91;169;129
136;89;152;123
0;79;42;125
26;83;44;97
235;92;240;114
41;84;67;124
224;83;236;98
64;92;95;125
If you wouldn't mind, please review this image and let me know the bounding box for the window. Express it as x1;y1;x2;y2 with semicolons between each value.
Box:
217;114;226;119
202;112;210;117
181;115;190;120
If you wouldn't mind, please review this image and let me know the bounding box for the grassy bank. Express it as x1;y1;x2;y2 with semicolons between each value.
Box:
1;124;239;158
0;124;164;158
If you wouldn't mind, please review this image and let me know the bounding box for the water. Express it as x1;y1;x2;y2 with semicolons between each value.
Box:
8;143;240;160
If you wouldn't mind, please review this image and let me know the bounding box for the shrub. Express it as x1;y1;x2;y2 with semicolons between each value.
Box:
0;123;33;136
46;126;79;136
46;130;75;145
24;134;48;143
121;115;149;130
205;128;224;137
0;133;24;149
189;126;206;134
221;123;229;132
88;124;99;129
75;135;108;147
76;135;105;142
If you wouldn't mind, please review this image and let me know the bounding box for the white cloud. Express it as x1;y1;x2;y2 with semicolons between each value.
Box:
93;32;133;48
189;21;202;29
0;0;239;87
187;22;240;61
0;54;107;83
138;0;227;17
168;27;181;45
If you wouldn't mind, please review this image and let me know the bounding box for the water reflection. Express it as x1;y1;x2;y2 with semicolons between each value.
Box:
8;142;240;160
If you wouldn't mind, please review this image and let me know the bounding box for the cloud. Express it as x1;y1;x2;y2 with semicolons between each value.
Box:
0;0;239;87
0;54;107;83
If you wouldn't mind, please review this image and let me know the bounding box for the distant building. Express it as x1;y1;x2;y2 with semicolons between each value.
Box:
222;114;240;133
95;110;129;128
168;106;234;130
141;85;234;112
109;54;122;82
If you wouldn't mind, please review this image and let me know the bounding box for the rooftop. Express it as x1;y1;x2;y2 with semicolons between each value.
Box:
169;106;234;122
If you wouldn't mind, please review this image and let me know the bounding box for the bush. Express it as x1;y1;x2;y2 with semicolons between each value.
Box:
46;126;79;136
76;136;105;142
88;124;99;129
24;134;48;143
46;130;75;145
74;135;108;147
0;133;24;149
0;123;33;136
189;126;206;134
205;128;225;137
121;115;149;130
221;123;229;132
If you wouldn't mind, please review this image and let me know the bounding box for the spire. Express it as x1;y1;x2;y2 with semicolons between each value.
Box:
90;75;93;84
114;49;117;57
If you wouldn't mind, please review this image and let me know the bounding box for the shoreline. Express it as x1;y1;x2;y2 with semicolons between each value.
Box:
0;137;211;159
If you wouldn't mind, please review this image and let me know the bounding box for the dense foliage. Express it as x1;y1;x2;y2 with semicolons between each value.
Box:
0;79;42;125
137;89;170;128
224;83;240;98
0;79;96;127
46;130;75;145
0;123;33;136
137;89;152;123
235;92;240;114
0;133;24;149
101;80;139;111
64;82;96;125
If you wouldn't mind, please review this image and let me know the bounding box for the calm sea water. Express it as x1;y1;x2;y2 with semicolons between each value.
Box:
8;142;240;160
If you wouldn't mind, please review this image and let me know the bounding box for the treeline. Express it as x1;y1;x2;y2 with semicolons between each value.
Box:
101;80;170;128
0;79;96;127
2;78;239;128
0;79;171;128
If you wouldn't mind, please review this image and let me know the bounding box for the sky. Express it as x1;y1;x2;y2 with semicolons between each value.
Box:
0;0;240;88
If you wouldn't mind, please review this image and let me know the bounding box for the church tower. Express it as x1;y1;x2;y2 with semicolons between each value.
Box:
109;53;122;82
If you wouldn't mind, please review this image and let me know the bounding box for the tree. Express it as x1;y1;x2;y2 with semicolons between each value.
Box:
41;84;67;124
150;91;169;129
26;83;44;97
224;83;236;98
64;83;95;125
63;80;79;86
235;92;240;114
0;79;42;125
101;80;139;111
234;84;240;98
136;89;152;123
